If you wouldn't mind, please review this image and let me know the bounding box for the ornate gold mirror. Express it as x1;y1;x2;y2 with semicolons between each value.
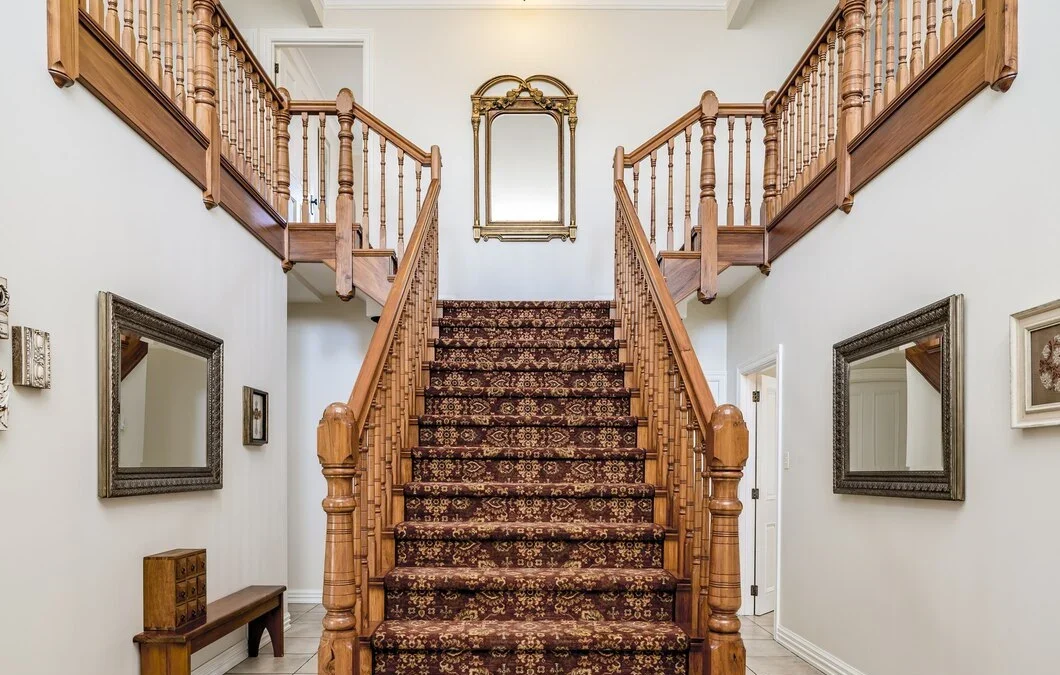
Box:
472;75;577;242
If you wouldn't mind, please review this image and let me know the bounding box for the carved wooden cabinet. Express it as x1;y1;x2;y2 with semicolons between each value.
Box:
143;549;207;630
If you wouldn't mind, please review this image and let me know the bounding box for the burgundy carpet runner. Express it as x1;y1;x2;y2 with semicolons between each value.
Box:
371;300;690;674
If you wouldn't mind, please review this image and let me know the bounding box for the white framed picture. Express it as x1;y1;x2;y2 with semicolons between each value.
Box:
1011;299;1060;428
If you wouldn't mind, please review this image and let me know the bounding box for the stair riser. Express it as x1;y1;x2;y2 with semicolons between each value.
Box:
425;395;630;417
385;589;674;621
429;370;626;389
373;650;687;675
434;346;619;366
396;539;663;568
404;495;654;523
439;326;615;341
419;425;638;449
441;308;612;322
411;458;645;483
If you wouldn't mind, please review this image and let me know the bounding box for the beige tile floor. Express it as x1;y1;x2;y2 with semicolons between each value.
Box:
228;605;820;675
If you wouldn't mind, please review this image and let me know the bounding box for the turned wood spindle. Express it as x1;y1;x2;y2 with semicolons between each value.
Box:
787;90;796;198
941;0;955;49
275;88;291;218
885;0;896;104
318;112;327;221
779;98;788;199
379;137;388;249
957;0;972;31
250;76;260;186
265;99;274;201
415;162;423;218
649;149;658;248
809;55;819;177
744;115;753;226
664;138;674;251
104;0;119;39
911;0;925;76
827;31;838;161
633;162;641;211
227;41;237;159
863;2;874;128
762;97;780;223
818;43;828;172
120;0;134;54
684;126;693;248
898;9;910;91
873;0;884;116
244;63;254;180
301;112;310;222
175;0;187;109
150;0;162;84
135;0;149;69
185;4;195;114
839;0;867;143
89;0;104;23
397;150;406;258
361;125;370;243
794;79;803;191
726;116;735;226
163;0;174;98
335;89;356;300
217;29;229;159
698;91;720;302
926;0;939;62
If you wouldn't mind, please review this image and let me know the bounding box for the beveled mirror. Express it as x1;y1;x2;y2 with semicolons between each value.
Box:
98;292;223;498
472;75;577;242
833;295;964;501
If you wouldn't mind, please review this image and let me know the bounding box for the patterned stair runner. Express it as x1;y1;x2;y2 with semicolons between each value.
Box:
372;300;690;674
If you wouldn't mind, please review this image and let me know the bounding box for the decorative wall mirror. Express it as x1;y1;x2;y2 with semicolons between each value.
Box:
471;74;577;242
98;293;223;498
833;295;964;501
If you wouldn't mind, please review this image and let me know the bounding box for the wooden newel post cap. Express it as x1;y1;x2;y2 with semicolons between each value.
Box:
614;147;625;182
700;90;720;118
278;87;291;110
336;88;355;114
710;404;749;469
317;402;357;466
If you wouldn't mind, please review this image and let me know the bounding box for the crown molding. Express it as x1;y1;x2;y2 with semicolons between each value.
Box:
321;0;726;9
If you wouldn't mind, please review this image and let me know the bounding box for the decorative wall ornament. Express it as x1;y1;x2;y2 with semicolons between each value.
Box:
471;74;578;242
0;276;9;339
242;386;269;446
0;369;9;431
12;326;51;389
1011;299;1060;428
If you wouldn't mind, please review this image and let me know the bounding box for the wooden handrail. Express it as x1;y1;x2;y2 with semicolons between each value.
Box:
624;103;764;166
213;2;282;102
287;100;432;166
767;5;844;111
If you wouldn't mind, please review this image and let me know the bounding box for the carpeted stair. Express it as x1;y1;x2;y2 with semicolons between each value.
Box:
372;300;689;674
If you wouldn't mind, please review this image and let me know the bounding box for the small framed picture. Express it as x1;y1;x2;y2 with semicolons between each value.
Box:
242;386;269;445
1011;299;1060;428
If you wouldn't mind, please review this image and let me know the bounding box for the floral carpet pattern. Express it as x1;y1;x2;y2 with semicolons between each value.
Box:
374;300;689;674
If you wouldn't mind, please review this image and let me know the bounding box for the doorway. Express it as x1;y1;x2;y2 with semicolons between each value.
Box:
739;352;781;617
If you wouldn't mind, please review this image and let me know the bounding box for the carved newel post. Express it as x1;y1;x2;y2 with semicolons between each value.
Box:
276;88;293;271
317;403;361;675
705;404;749;675
192;0;220;209
761;91;780;225
838;0;868;213
697;91;720;304
335;88;357;301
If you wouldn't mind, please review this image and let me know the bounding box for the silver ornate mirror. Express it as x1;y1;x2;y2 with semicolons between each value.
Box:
98;293;223;498
833;295;964;500
472;74;577;242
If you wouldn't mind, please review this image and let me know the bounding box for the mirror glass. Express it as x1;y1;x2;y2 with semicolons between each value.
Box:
848;332;943;472
117;331;208;468
489;113;561;222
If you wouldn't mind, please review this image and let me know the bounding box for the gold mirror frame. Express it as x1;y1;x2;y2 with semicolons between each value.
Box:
472;75;577;242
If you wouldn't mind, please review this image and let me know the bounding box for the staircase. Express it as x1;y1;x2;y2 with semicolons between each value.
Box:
372;299;688;673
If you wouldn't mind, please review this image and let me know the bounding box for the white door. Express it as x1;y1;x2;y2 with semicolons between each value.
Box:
753;370;779;615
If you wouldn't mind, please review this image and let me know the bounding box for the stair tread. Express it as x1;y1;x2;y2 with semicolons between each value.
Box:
439;300;613;309
395;521;664;541
435;337;619;349
438;317;617;328
372;619;689;652
385;566;676;592
419;414;637;427
424;386;631;398
404;482;654;498
411;446;646;459
430;361;625;372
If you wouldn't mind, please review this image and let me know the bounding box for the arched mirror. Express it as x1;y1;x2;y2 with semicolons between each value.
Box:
472;75;577;242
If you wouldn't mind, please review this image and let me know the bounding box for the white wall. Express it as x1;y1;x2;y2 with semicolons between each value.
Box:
684;297;731;404
725;2;1060;672
286;299;377;599
223;0;835;301
0;3;288;672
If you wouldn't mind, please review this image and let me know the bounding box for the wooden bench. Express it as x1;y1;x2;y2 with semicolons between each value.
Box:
134;585;286;675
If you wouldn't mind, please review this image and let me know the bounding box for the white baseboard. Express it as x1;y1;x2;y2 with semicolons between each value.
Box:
774;624;868;675
191;612;293;675
287;589;323;605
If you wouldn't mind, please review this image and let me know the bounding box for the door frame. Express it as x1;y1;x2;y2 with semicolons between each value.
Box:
737;346;783;630
259;28;375;109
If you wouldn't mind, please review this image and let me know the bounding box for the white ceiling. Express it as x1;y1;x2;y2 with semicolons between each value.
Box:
320;0;729;10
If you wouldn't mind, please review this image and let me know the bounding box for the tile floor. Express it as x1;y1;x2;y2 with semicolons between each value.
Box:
227;605;821;675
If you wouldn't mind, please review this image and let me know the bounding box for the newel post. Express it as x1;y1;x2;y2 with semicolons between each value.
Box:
317;403;361;675
47;0;80;88
430;145;442;185
984;0;1019;92
704;404;749;675
761;91;780;226
276;88;294;271
837;0;868;214
614;146;625;183
697;91;720;304
192;0;220;208
335;88;357;301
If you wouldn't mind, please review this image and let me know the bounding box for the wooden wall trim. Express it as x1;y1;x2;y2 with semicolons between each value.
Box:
766;161;838;262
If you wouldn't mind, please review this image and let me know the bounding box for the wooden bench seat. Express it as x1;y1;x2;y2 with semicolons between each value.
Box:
134;585;286;675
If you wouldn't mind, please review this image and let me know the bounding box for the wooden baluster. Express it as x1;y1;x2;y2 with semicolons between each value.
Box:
250;75;260;187
135;0;148;69
397;150;406;258
120;0;134;54
911;0;925;76
926;0;939;62
316;403;360;675
818;44;829;173
415;161;423;219
698;91;719;302
227;40;237;159
827;31;838;161
175;0;186;110
89;0;104;23
863;1;874;127
898;6;910;91
941;0;955;48
839;2;866;214
379;137;388;249
216;28;229;160
726;116;735;226
361;125;370;244
885;0;897;104
301;113;310;222
162;0;174;98
633;162;641;211
191;0;218;207
810;55;821;180
150;0;162;84
794;77;803;193
259;86;268;194
104;0;119;38
666;138;675;251
335;89;356;301
185;4;194;114
705;405;749;675
318;112;328;221
684;126;693;249
265;98;274;204
762;97;779;224
245;64;254;181
873;0;884;115
778;97;787;205
744;116;753;225
275;88;292;223
649;150;657;250
786;90;796;201
957;0;972;31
